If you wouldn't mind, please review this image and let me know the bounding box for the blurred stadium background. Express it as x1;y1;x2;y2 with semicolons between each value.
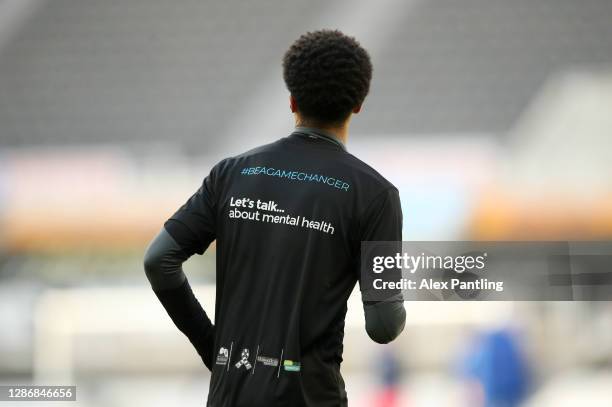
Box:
1;0;611;406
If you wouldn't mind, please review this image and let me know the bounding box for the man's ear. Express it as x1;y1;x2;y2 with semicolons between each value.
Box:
352;104;362;114
289;95;298;113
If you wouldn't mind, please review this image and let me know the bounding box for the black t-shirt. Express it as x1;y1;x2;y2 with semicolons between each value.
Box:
165;128;402;407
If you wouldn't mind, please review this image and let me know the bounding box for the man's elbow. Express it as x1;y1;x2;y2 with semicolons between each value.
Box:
143;243;162;285
364;301;406;344
143;228;188;290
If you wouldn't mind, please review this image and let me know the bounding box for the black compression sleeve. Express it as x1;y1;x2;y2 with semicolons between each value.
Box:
154;280;216;370
363;300;406;344
144;228;188;290
143;228;215;370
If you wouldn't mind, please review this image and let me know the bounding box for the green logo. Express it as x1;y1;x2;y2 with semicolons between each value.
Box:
283;360;301;372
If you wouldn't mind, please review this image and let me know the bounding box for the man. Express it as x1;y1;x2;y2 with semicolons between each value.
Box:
144;29;406;407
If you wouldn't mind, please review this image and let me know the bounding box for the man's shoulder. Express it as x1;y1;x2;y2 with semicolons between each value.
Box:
342;151;397;192
210;138;397;193
209;140;283;174
231;139;285;160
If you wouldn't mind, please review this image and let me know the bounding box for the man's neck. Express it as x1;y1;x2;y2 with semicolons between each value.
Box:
294;121;348;145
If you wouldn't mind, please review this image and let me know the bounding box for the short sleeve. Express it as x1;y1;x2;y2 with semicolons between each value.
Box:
360;188;402;242
164;169;218;255
358;187;403;302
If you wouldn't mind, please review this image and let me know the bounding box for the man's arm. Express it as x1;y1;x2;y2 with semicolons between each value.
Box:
363;300;406;344
360;187;406;344
144;227;215;370
144;168;220;370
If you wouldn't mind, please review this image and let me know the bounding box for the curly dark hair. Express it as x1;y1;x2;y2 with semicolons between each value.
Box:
282;30;373;125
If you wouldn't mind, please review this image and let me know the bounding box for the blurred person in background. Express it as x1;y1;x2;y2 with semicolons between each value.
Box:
458;328;530;407
144;30;406;406
370;348;406;407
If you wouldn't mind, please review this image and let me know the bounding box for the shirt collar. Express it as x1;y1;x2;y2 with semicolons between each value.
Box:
291;126;346;151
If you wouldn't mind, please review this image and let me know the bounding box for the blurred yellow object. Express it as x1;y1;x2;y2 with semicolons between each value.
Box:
468;187;612;240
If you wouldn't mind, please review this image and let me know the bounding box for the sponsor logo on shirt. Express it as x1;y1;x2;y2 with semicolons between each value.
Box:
256;355;279;367
283;359;301;372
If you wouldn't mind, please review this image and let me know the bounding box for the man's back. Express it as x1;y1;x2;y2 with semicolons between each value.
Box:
165;129;401;406
144;30;406;407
